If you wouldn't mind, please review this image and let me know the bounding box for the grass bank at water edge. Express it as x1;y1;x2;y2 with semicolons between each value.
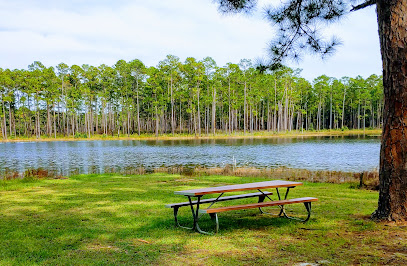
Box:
0;173;405;265
0;129;382;143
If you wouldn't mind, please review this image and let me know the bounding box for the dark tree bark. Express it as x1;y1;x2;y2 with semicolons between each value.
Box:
373;0;407;221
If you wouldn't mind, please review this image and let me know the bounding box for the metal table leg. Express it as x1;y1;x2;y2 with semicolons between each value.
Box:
187;195;216;235
187;196;201;230
277;187;291;217
258;189;274;214
282;201;313;222
173;206;193;230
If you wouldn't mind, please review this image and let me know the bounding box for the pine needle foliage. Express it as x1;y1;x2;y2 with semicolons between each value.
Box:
213;0;376;70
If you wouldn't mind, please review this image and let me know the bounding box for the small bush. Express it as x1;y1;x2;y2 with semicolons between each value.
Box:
358;170;379;190
74;132;87;139
2;170;20;180
1;168;67;181
24;168;66;181
23;168;51;180
181;166;195;176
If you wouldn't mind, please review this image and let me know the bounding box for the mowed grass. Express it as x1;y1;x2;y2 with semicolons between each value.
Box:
0;173;406;265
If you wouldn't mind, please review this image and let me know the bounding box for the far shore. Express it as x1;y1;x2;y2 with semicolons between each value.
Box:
0;129;382;143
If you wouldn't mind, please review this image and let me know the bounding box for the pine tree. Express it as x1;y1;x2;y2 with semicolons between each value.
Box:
212;0;407;221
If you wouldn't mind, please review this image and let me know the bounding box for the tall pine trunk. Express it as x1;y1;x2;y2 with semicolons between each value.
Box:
212;87;216;135
244;81;247;135
342;86;347;128
155;103;159;137
171;75;175;136
1;97;7;139
137;89;141;135
330;87;333;130
228;79;231;135
53;103;57;138
373;0;407;221
197;86;201;136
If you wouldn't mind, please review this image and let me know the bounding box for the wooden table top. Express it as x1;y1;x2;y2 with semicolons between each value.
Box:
174;180;303;196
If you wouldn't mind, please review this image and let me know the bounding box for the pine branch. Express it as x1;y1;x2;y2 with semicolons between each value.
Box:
350;0;376;12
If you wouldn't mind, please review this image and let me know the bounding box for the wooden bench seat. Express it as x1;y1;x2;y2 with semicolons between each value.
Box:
198;197;318;233
199;197;318;214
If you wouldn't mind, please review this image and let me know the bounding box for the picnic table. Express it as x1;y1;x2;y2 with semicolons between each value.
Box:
166;180;318;234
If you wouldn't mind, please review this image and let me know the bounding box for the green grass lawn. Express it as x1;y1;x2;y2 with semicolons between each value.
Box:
0;174;406;265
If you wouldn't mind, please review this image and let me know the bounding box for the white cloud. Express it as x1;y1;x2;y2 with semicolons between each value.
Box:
0;0;381;80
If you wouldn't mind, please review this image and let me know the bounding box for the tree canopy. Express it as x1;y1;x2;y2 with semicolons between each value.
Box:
0;57;382;140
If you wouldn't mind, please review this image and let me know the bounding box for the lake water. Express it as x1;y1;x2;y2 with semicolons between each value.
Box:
0;136;380;175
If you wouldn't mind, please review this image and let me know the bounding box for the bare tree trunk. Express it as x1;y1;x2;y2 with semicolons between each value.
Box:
244;81;247;135
85;112;88;137
318;98;322;130
212;87;216;135
322;101;325;130
273;79;277;131
1;97;7;139
155;104;159;137
330;87;333;130
371;102;375;128
35;94;40;139
205;105;209;135
171;76;175;135
267;101;271;131
53;103;57;138
197;87;201;136
66;103;69;136
135;80;141;135
228;79;231;135
363;100;366;131
46;103;51;136
90;99;94;136
377;100;381;128
8;104;13;138
358;100;361;129
278;101;282;132
127;108;131;137
373;0;407;221
284;85;288;131
179;100;182;133
342;86;347;128
72;113;75;137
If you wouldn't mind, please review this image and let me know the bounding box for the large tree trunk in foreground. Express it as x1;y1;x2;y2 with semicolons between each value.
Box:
373;0;407;221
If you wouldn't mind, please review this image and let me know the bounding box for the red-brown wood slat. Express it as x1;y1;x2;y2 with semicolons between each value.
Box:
165;191;273;208
199;197;318;214
175;180;302;196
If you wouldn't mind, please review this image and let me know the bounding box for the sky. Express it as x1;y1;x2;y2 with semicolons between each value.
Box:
0;0;382;81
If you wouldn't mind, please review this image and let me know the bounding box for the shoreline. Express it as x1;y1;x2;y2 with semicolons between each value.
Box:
1;166;379;189
0;129;382;143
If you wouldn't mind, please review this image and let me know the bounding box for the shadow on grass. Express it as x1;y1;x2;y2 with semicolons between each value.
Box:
145;206;310;236
0;173;392;265
0;188;311;264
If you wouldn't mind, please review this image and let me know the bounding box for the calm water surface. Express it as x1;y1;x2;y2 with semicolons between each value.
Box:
0;136;380;175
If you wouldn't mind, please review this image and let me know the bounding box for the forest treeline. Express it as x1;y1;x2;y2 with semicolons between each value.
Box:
0;55;383;139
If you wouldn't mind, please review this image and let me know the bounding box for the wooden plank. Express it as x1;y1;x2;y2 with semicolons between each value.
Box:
199;197;318;214
175;180;302;196
165;191;273;208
